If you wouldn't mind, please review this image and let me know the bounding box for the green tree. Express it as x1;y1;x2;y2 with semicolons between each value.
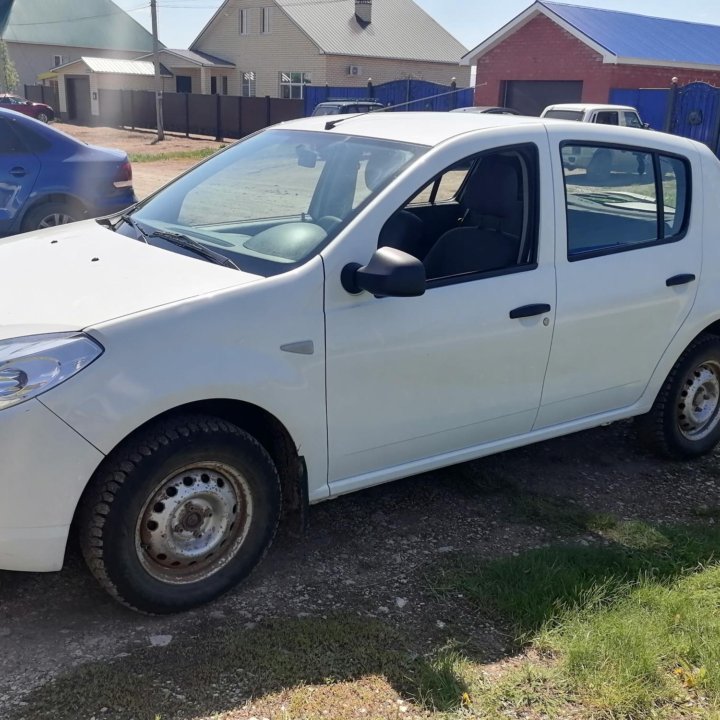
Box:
0;38;19;92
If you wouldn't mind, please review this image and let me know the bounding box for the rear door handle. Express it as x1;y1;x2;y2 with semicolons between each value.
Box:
666;274;696;287
509;303;551;319
9;167;26;178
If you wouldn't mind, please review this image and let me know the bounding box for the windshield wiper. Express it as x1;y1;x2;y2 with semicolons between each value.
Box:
118;214;149;243
146;229;239;270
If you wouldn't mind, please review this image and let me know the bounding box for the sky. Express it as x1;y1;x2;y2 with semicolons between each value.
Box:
115;0;720;51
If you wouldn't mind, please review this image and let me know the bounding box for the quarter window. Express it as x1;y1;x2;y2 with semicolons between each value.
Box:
279;71;311;99
562;144;690;259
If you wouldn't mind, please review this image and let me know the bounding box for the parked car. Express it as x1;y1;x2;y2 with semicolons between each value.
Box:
311;100;385;116
450;106;519;115
0;93;55;122
541;102;646;128
1;111;718;613
0;108;135;235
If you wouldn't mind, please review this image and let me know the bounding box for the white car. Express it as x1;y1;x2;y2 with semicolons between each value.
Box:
540;103;646;128
1;112;718;613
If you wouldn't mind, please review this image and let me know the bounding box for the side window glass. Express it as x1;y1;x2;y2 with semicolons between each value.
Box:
379;145;539;283
0;120;25;153
624;112;643;128
563;144;657;258
408;160;471;205
595;111;619;125
660;155;689;238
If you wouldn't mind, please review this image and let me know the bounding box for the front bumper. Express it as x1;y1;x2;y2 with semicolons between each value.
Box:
0;399;104;571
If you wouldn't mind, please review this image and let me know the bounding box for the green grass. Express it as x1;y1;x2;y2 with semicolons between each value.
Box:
128;146;224;163
432;521;720;718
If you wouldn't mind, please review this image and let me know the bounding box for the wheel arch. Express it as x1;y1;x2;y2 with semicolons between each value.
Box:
19;193;88;229
71;398;308;539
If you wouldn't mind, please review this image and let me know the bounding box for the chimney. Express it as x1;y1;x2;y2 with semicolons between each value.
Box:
355;0;371;26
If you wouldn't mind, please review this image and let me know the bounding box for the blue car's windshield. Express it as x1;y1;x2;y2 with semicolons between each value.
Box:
128;128;428;275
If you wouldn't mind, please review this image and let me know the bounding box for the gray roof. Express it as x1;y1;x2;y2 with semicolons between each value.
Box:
277;0;466;62
157;49;235;68
194;0;466;64
2;0;158;52
55;56;173;77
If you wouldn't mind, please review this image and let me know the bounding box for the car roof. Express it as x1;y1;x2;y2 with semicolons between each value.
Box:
450;106;519;114
278;110;701;153
543;103;638;113
317;100;384;106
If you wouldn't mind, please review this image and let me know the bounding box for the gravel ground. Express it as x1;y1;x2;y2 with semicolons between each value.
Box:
1;420;718;717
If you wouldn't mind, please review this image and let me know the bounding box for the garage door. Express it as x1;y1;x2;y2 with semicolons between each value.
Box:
66;76;91;124
503;81;583;116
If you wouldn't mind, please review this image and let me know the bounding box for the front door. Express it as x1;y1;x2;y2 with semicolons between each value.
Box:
323;136;557;495
0;117;41;235
537;131;701;427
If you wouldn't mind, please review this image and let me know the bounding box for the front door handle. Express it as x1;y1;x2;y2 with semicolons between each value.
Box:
666;274;696;287
9;167;26;178
509;303;551;319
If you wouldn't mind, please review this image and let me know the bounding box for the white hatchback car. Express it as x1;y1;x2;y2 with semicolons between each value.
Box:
2;112;719;612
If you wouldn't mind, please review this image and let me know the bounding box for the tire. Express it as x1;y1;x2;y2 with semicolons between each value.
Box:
79;415;282;613
21;201;80;232
36;112;49;123
636;335;720;459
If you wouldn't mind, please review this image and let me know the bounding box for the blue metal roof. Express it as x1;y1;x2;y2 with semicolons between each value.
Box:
542;1;720;67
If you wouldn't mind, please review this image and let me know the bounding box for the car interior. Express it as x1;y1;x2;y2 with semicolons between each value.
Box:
377;145;538;282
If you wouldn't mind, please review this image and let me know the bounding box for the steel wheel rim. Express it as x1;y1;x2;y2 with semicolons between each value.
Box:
37;113;48;123
135;461;253;584
677;360;720;441
38;212;74;228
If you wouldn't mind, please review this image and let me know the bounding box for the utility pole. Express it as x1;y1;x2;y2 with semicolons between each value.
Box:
150;0;164;141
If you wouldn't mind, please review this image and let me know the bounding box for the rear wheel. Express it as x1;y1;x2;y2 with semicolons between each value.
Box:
21;201;80;231
36;112;49;123
636;335;720;458
79;415;282;613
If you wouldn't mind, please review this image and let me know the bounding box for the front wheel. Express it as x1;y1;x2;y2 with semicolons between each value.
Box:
636;335;720;459
79;416;282;613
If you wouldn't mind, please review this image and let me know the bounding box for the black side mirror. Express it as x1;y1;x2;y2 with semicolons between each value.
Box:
341;246;426;297
642;122;650;129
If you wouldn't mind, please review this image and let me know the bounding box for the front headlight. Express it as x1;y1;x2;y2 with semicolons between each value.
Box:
0;333;103;411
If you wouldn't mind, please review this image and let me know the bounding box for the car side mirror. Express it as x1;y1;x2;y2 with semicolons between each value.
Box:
642;122;650;129
341;246;426;297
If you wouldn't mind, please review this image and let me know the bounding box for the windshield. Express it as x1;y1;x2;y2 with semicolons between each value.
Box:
129;129;427;275
312;105;341;116
544;109;583;121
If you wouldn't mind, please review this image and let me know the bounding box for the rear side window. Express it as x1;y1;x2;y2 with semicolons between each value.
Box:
10;121;51;152
562;144;690;260
594;111;619;125
0;119;26;153
624;111;643;128
544;109;583;121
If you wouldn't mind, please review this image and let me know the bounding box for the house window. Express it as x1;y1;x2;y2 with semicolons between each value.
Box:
279;71;311;99
239;8;249;34
261;6;272;33
211;76;217;95
242;71;256;97
176;75;192;93
222;76;228;95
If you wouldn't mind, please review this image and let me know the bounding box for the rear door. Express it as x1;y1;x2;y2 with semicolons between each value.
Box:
0;116;41;235
536;129;700;427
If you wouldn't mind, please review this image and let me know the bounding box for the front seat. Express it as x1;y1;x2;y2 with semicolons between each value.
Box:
423;156;522;279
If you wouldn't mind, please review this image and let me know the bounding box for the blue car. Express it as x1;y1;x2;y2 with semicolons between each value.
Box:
0;108;136;235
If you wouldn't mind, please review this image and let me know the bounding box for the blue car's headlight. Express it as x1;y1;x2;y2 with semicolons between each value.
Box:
0;333;103;410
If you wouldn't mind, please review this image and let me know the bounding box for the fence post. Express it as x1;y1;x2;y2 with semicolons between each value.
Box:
663;77;679;134
450;78;457;110
184;93;190;137
238;95;243;138
130;90;135;131
405;78;411;110
215;93;223;141
367;78;374;99
265;95;271;127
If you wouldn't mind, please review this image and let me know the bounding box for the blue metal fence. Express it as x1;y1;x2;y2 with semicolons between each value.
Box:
304;79;474;116
609;87;669;130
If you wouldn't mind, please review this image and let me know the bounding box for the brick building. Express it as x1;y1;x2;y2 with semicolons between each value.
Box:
462;2;720;115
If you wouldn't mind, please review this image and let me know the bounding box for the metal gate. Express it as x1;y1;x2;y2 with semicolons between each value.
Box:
667;82;720;153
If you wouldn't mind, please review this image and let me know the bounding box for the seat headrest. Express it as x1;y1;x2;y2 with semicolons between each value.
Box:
462;156;520;217
364;149;412;191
